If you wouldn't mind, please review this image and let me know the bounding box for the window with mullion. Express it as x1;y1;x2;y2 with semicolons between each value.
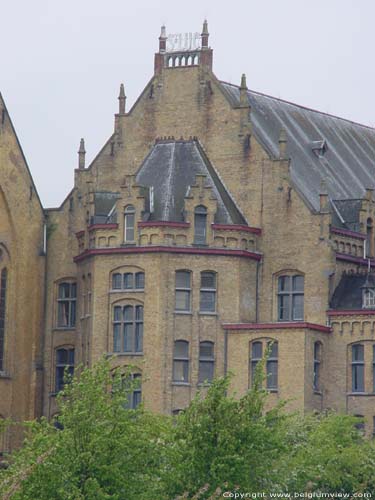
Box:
173;340;189;382
277;275;304;321
113;305;143;353
57;282;77;328
352;344;364;392
313;342;322;391
200;272;216;313
250;341;262;387
198;341;214;383
124;205;135;243
0;268;7;372
266;341;278;390
175;271;191;312
55;348;75;392
194;205;207;245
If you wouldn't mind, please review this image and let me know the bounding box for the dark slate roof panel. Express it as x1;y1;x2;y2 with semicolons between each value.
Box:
220;82;375;211
94;192;120;216
136;140;247;224
330;273;375;310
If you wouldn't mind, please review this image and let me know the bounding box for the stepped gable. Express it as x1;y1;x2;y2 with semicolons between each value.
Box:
221;82;375;213
136;139;247;224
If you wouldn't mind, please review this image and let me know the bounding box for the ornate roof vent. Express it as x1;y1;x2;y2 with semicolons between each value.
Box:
311;139;328;157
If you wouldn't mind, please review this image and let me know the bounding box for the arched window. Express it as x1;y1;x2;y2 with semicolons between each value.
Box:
363;288;375;309
173;340;189;382
57;282;77;328
194;205;207;245
352;344;364;392
367;218;374;257
175;271;191;312
198;341;215;383
250;341;262;387
123;373;142;409
124;205;135;243
113;305;143;353
277;274;304;321
55;348;75;392
266;341;278;390
0;268;7;371
200;271;216;313
313;342;322;391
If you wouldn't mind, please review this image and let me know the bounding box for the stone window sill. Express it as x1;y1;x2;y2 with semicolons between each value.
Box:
110;289;144;293
347;392;375;396
0;371;11;379
172;382;191;386
198;311;217;316
109;352;144;356
174;311;193;315
53;327;76;332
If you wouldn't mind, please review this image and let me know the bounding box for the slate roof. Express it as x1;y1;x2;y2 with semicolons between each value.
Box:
220;82;375;215
330;273;375;310
135;140;247;224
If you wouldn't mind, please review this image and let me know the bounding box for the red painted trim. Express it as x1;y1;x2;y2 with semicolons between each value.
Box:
88;223;119;231
223;322;331;333
75;230;85;238
74;246;262;263
336;253;375;266
327;309;375;317
138;221;190;229
331;227;366;240
212;224;262;235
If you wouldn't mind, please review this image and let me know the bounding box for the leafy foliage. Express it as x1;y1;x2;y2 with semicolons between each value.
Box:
1;359;375;499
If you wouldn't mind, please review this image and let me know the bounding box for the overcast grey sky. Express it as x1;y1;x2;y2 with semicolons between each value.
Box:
1;0;375;207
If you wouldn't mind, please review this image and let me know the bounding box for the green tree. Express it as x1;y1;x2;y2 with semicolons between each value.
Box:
0;360;170;500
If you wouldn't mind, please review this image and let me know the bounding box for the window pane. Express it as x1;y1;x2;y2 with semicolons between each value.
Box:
124;306;133;322
175;290;190;311
278;276;290;292
200;291;216;312
174;340;189;358
194;213;207;244
68;349;75;365
135;272;145;289
124;323;133;352
112;273;122;289
267;360;278;389
199;361;214;383
252;342;262;359
251;360;259;386
58;302;69;327
133;390;142;408
59;283;70;299
352;365;364;392
173;360;189;382
124;273;133;289
70;283;77;298
113;324;121;352
314;362;320;390
201;272;216;289
200;342;214;359
176;271;190;289
135;305;143;321
56;366;65;392
292;294;304;320
125;214;135;241
57;349;68;365
70;302;76;327
278;295;290;320
352;344;364;362
114;306;122;321
293;275;304;292
314;342;321;360
135;323;143;352
268;341;278;358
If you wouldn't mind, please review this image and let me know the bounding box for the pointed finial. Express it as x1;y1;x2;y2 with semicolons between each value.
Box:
239;73;249;108
319;178;329;212
201;19;209;49
240;73;247;90
278;128;287;159
118;83;126;114
320;178;328;195
159;25;167;53
78;138;86;170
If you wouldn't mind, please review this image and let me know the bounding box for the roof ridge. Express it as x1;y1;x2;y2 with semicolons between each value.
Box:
219;80;375;132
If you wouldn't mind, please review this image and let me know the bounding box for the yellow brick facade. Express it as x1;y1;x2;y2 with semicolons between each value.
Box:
2;23;375;451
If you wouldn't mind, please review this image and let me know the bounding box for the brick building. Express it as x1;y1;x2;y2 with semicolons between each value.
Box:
1;21;375;451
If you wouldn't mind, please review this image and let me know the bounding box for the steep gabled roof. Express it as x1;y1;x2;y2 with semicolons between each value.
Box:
220;82;375;212
0;92;43;211
136;139;247;224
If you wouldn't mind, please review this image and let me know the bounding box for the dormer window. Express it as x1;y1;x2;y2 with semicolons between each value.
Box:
311;139;328;157
124;205;135;243
194;205;207;245
363;288;375;309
